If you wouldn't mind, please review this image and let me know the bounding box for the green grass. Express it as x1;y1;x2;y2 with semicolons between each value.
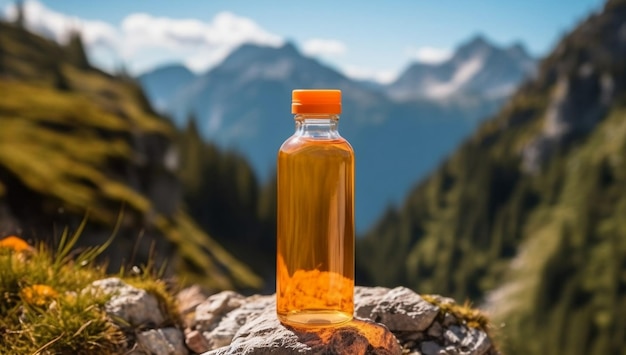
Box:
421;295;491;331
0;223;183;355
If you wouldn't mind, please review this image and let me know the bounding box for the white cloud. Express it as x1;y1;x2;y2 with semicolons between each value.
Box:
3;1;397;83
406;46;452;64
2;1;284;74
119;11;283;73
302;38;347;57
120;12;283;56
343;65;398;84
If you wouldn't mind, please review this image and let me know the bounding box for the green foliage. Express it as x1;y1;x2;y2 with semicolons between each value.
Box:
497;107;626;355
0;224;190;354
358;1;626;354
177;119;276;287
0;230;123;354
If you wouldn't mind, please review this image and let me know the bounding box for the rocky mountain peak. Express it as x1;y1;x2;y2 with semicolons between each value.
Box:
388;34;535;101
218;42;299;72
455;34;493;59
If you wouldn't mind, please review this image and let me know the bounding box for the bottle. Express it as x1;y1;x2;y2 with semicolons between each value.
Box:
276;89;355;327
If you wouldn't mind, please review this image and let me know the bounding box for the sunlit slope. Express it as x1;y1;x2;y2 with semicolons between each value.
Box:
0;21;260;290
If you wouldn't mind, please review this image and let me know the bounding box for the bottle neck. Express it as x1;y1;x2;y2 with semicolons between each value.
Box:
294;114;340;139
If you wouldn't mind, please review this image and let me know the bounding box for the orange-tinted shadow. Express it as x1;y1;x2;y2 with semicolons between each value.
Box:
284;318;401;355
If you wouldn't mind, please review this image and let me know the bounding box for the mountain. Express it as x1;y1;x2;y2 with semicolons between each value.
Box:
138;64;197;112
0;20;260;291
165;42;388;141
388;35;536;101
139;39;528;231
357;0;626;354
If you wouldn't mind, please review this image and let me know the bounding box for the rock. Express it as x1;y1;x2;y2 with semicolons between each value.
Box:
355;286;390;318
442;313;457;327
444;326;463;344
177;285;210;315
136;328;189;355
415;324;492;355
87;277;165;326
185;330;210;354
421;341;442;355
458;328;491;355
86;278;191;355
194;294;274;351
426;322;443;338
366;287;439;332
194;291;245;332
185;287;497;355
522;69;615;174
206;313;401;355
191;293;401;354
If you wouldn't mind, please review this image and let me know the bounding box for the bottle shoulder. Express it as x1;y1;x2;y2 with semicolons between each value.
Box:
279;135;354;156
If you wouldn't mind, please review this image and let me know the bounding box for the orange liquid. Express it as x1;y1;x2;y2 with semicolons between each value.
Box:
276;134;355;327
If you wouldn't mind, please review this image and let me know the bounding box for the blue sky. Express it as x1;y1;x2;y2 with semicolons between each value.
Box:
1;0;605;82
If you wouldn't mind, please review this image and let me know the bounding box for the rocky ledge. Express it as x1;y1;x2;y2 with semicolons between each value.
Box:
179;286;498;355
92;278;497;354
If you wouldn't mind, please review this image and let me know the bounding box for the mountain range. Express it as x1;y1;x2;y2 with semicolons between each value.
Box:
388;35;535;101
139;35;536;231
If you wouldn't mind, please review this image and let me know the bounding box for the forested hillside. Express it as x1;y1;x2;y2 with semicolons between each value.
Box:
176;119;277;290
0;19;260;290
357;1;626;353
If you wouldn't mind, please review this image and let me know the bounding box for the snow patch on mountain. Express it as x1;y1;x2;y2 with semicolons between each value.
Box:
425;55;485;99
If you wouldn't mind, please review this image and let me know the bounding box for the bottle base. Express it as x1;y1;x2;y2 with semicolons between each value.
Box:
278;310;353;328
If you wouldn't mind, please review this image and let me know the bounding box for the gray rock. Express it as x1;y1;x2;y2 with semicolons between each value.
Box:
421;341;442;355
355;286;390;318
87;277;164;326
200;295;274;351
194;290;245;332
205;313;401;355
444;326;463;345
442;313;457;327
427;322;443;338
136;328;188;355
522;69;615;174
177;285;210;316
185;329;210;354
398;331;424;342
459;328;491;355
442;346;460;355
368;287;439;332
188;288;496;355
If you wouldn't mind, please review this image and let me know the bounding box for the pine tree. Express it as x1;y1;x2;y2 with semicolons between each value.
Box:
65;31;90;69
14;1;25;28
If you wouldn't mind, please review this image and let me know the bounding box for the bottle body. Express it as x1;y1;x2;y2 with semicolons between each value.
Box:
276;115;355;327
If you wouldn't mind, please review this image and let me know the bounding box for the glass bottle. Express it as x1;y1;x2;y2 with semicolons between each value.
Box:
276;89;355;327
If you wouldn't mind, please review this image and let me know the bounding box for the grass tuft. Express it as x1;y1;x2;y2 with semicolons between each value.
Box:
422;294;491;330
0;229;184;354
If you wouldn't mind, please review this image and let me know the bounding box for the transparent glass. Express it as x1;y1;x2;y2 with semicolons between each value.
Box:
276;114;355;327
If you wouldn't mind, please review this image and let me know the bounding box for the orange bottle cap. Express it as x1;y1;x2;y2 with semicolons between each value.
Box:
292;89;341;114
